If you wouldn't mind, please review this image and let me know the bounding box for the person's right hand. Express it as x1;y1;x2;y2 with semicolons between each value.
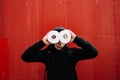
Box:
42;31;51;45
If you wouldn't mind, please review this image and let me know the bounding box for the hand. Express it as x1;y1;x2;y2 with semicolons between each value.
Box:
42;31;51;45
69;30;76;42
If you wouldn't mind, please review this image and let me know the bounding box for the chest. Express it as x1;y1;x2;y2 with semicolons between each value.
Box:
46;51;74;67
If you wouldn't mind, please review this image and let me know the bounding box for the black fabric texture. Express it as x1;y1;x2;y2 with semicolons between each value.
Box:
21;36;98;80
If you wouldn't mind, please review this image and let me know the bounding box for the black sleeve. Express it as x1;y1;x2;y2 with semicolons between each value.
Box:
21;40;47;63
72;36;98;62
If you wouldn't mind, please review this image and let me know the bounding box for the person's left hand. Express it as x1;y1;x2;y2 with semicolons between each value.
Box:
68;30;76;42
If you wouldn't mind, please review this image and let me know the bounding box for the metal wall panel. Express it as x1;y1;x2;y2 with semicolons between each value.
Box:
0;39;9;80
0;0;120;80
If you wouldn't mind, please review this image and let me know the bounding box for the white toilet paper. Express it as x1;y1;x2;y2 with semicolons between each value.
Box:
47;30;60;44
59;30;71;44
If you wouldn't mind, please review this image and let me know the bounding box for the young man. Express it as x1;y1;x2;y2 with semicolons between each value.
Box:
21;27;98;80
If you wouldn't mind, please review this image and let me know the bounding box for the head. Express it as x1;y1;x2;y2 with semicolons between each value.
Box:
54;26;65;32
54;26;66;50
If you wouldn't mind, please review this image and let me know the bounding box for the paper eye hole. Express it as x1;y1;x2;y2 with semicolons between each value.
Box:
63;34;68;39
51;35;56;39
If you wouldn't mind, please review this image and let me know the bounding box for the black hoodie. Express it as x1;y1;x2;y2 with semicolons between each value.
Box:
21;36;98;80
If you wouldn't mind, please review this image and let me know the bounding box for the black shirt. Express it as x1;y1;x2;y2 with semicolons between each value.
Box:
21;36;98;80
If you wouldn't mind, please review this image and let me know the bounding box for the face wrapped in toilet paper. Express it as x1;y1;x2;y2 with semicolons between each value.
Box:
47;30;71;44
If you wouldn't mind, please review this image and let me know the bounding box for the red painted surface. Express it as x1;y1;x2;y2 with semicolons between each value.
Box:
0;39;9;80
0;0;120;80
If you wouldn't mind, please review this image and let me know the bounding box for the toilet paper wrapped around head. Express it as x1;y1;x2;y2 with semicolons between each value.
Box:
47;26;71;44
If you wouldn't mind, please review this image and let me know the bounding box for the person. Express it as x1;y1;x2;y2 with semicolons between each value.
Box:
21;27;98;80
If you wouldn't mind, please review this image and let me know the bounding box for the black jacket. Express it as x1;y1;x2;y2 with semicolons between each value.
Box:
21;36;98;80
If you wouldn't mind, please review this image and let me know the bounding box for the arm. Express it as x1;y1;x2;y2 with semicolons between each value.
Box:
69;30;98;61
21;40;46;62
73;36;98;61
21;32;51;62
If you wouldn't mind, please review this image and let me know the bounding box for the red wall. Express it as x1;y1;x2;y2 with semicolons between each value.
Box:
0;39;9;80
0;0;120;80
